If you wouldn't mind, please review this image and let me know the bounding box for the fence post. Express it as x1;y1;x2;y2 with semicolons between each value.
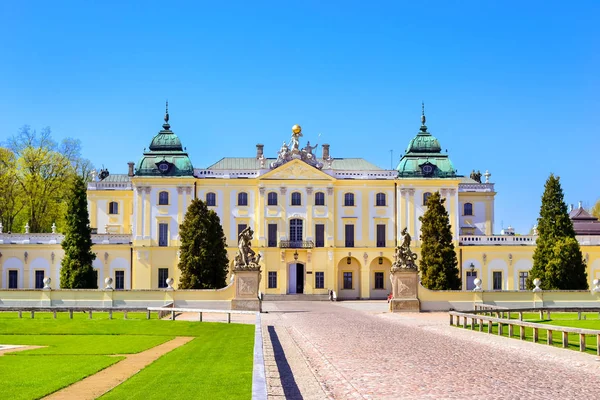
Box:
479;319;483;332
88;310;93;319
53;310;57;319
18;311;22;318
547;330;553;345
69;309;73;319
123;310;128;320
507;311;511;320
578;312;581;320
533;327;539;343
227;313;231;324
471;318;475;330
539;310;543;320
449;314;453;325
488;321;493;334
463;317;467;329
498;322;503;336
519;312;523;321
547;310;551;320
171;310;175;321
108;309;113;320
199;312;203;322
147;310;151;320
520;325;525;340
579;334;586;352
31;311;35;319
508;324;513;338
562;332;568;348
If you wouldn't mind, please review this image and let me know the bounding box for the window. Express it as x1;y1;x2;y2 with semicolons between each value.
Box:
8;270;18;289
466;271;478;290
519;272;529;290
158;268;169;288
289;219;303;242
158;191;169;205
115;271;125;290
315;224;325;247
374;272;384;289
206;192;216;206
376;193;386;206
423;192;432;206
268;224;278;247
267;192;278;206
464;203;473;216
268;272;277;288
238;224;247;238
344;193;355;206
315;272;324;289
343;272;353;289
345;224;354;247
158;223;168;247
35;270;44;289
109;201;119;215
314;192;325;206
238;192;248;206
291;192;302;206
376;224;386;247
493;271;503;290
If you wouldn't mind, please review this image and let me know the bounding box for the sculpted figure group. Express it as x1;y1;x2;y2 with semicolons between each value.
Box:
391;228;418;271
234;226;261;271
270;125;324;169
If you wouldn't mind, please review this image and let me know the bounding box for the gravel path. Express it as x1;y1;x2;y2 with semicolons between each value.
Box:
262;301;600;399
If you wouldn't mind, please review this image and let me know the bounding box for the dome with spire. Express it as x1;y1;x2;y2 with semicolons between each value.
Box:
135;102;194;177
396;104;458;179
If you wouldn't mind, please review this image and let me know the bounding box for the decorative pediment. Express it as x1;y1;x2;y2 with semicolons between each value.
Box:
260;159;334;181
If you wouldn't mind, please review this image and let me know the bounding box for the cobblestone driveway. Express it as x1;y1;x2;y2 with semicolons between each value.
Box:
262;301;600;399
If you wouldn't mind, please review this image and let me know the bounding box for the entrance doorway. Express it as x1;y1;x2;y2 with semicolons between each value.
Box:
466;271;477;290
288;263;305;294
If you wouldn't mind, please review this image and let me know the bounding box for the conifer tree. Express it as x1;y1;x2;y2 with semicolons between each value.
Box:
527;174;587;289
419;191;461;290
60;176;97;288
178;198;228;289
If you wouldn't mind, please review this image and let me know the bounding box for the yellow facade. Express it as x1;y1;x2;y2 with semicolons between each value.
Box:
1;115;600;297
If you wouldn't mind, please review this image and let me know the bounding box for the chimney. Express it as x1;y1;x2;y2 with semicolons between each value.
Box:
578;201;583;209
127;162;135;177
569;204;574;212
256;144;264;159
322;144;330;160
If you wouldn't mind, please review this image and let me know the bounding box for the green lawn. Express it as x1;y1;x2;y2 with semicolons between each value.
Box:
0;312;255;400
457;312;600;355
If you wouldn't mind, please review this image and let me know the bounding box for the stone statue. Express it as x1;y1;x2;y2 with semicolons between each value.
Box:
470;170;482;183
391;228;418;271
289;124;303;150
270;125;323;170
234;226;261;271
302;141;318;158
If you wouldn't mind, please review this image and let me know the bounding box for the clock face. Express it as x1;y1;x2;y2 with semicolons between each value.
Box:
422;164;434;176
158;162;170;173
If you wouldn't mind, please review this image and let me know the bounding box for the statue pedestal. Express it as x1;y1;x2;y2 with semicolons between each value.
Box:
231;269;262;312
389;269;420;312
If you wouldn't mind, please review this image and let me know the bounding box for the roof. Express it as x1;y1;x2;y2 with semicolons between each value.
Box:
98;174;131;183
206;157;384;171
569;207;600;235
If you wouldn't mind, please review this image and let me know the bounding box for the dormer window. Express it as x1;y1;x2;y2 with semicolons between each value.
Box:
159;191;169;205
420;162;436;177
156;160;172;174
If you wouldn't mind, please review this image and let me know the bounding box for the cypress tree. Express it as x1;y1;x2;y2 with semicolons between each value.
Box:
60;176;97;288
528;174;587;289
178;198;228;289
419;191;461;290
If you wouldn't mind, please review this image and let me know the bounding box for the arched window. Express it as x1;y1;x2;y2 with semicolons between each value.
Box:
376;192;386;206
464;202;473;216
206;192;216;207
314;191;325;206
289;219;303;242
423;192;432;206
158;191;169;205
291;192;302;206
267;192;278;206
238;192;248;206
344;193;355;206
108;201;119;214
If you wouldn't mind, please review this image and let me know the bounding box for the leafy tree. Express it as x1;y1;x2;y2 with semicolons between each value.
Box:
0;148;25;232
178;199;229;289
527;174;587;290
60;176;97;288
591;199;600;219
419;191;461;290
6;126;94;233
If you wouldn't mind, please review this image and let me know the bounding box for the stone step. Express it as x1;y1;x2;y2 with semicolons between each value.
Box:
262;294;330;301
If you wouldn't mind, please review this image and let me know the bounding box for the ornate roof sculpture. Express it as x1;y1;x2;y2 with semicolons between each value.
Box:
396;103;458;179
270;125;325;170
135;102;194;177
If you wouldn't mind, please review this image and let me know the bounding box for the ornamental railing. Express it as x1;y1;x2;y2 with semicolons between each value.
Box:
279;240;314;249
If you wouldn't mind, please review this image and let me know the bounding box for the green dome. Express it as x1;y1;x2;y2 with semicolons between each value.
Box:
135;107;194;177
396;109;458;179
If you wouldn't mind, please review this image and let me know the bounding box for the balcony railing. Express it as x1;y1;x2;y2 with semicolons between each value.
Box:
279;240;314;249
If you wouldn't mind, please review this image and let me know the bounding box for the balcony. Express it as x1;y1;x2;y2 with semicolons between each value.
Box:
279;240;314;249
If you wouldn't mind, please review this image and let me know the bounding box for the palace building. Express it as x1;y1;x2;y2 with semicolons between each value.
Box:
1;106;600;297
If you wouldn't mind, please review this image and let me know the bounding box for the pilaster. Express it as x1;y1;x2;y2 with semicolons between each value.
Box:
143;186;151;240
399;188;407;246
407;189;416;245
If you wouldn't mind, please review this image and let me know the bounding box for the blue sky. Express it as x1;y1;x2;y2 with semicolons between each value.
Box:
1;1;599;234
